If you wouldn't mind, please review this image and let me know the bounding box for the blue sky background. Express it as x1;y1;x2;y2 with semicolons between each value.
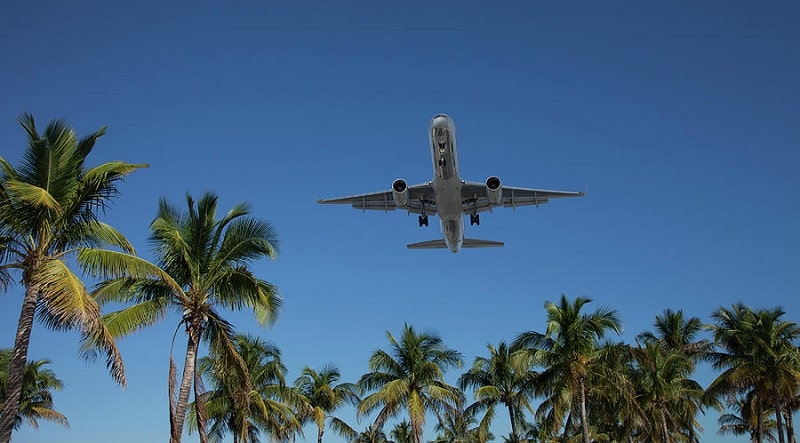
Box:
1;1;798;442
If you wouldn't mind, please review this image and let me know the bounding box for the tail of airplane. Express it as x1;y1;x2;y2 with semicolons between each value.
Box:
406;239;504;249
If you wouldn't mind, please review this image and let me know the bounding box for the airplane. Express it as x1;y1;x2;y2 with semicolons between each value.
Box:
318;114;585;253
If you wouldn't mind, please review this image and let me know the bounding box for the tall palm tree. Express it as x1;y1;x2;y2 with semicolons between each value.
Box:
630;341;706;443
295;365;360;443
0;349;68;432
0;114;144;443
358;324;463;443
706;304;800;443
190;334;301;443
81;192;281;443
513;294;622;443
637;309;710;361
458;341;536;443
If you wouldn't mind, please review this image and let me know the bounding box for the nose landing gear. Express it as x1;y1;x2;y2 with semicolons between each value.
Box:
418;215;429;227
469;213;480;226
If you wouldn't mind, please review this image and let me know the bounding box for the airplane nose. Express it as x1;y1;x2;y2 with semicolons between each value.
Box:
432;114;450;127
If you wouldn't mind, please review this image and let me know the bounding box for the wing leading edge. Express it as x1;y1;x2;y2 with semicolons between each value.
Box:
317;182;437;215
460;181;584;214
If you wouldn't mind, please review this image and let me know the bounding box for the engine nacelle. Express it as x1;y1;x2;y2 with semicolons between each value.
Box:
486;176;502;206
392;178;409;207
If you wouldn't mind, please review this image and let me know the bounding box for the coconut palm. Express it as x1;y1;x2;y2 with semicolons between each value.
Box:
458;341;536;443
355;425;389;443
430;406;481;443
389;420;413;443
0;349;68;432
513;295;622;443
81;192;281;442
637;309;710;361
630;341;706;443
358;324;463;443
294;364;360;443
189;334;301;443
0;114;144;443
718;394;777;443
706;304;800;443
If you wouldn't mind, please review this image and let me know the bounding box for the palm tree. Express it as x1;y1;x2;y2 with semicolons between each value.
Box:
630;341;706;443
0;114;144;443
0;349;68;432
295;365;360;443
706;304;800;443
513;294;622;443
189;334;301;443
355;425;389;443
430;406;480;443
718;394;777;443
458;341;536;443
389;420;413;443
81;192;281;443
637;309;710;361
358;324;463;443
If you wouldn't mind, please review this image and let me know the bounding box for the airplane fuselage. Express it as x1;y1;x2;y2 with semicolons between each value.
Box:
429;114;465;252
318;113;584;253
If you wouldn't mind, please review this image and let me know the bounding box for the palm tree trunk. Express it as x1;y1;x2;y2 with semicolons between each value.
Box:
0;283;39;443
774;393;786;443
757;401;764;443
784;405;796;443
194;362;208;443
661;411;672;443
579;378;590;443
411;415;423;443
507;404;518;442
170;323;201;443
318;424;324;443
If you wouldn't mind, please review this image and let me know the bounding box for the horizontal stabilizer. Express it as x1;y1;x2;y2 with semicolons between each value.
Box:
406;238;504;250
407;239;448;249
462;238;504;248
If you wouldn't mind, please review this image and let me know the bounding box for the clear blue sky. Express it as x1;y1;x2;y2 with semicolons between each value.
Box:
1;1;798;442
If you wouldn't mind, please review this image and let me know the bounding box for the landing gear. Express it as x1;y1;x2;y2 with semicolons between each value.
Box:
470;213;480;226
418;215;429;227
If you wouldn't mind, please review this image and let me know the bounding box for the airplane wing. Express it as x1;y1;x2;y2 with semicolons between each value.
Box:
317;182;437;215
460;181;584;214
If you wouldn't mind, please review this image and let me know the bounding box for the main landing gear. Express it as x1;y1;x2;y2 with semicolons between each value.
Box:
470;213;480;226
418;215;429;227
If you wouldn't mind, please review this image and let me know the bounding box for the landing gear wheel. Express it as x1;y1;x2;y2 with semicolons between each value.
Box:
418;215;429;227
470;213;480;226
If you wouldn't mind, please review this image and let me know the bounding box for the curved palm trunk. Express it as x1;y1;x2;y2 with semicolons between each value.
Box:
579;378;590;443
170;323;201;443
0;283;39;443
317;424;324;443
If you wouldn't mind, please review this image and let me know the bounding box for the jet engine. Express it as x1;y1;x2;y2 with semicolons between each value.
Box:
486;176;502;206
392;178;409;207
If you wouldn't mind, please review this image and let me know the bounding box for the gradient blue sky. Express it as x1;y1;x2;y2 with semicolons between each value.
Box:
1;1;799;442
